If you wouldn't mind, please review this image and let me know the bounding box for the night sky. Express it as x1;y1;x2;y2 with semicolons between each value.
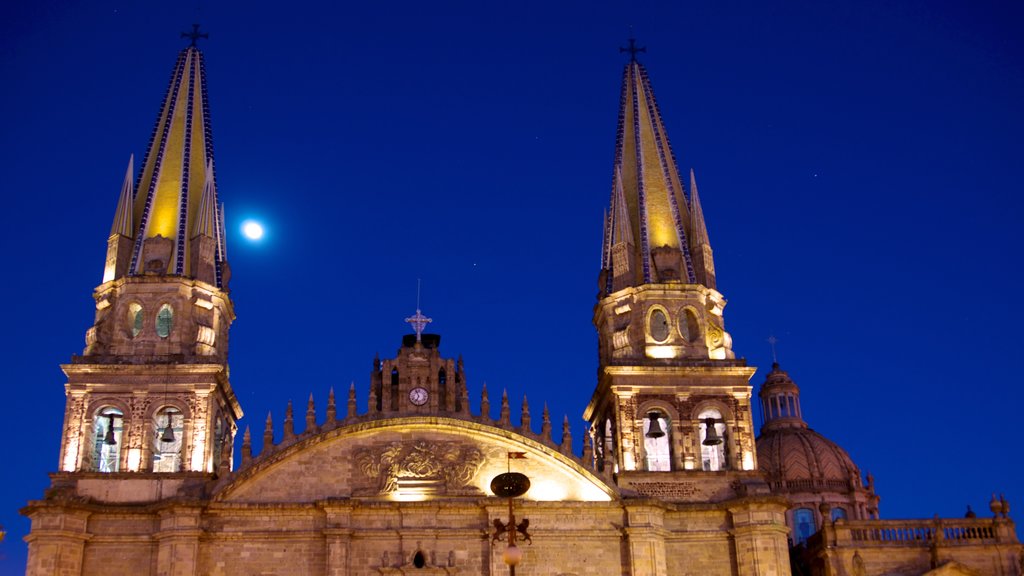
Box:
2;0;1022;571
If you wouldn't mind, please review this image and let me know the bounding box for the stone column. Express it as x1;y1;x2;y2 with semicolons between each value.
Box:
24;506;91;576
155;506;203;576
727;498;791;576
623;504;668;576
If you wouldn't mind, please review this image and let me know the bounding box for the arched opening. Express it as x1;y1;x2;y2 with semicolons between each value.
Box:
831;507;848;522
643;410;671;471
390;368;399;410
413;550;426;568
794;507;816;544
698;408;727;471
212;416;226;470
156;304;173;338
438;368;448;411
92;407;123;472
128;303;143;338
152;406;183;472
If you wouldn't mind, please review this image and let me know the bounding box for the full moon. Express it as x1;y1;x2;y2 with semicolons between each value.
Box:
242;221;264;240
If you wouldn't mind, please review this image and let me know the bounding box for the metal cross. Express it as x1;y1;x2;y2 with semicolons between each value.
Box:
181;24;209;47
767;335;779;363
405;309;432;343
620;37;646;61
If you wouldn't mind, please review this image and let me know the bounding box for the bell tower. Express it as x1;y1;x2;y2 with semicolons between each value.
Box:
368;309;470;415
58;34;242;476
584;45;758;478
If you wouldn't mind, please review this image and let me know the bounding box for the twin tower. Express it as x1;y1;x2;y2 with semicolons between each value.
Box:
56;41;754;485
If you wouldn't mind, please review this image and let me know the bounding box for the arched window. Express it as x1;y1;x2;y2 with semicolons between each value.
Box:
643;411;671;471
128;303;143;337
152;407;183;472
212;416;226;470
438;368;448;410
680;309;700;343
92;407;123;472
390;368;399;410
413;551;426;568
698;408;727;471
831;507;848;522
794;508;816;544
156;304;173;338
649;308;670;342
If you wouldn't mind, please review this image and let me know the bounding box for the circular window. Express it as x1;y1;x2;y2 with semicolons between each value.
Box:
679;308;700;343
649;309;670;342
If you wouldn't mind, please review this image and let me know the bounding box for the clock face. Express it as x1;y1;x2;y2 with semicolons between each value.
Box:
409;387;429;406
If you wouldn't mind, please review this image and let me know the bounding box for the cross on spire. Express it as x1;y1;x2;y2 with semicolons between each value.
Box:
620;37;646;61
181;23;209;47
767;335;779;364
404;279;432;342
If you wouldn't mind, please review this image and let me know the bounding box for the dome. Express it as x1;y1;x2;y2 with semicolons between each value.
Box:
757;426;861;492
755;363;864;494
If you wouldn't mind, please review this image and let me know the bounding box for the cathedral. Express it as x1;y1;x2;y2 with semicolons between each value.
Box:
21;35;1022;576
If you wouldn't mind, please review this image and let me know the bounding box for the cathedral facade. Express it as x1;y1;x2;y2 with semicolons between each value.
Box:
21;39;1021;576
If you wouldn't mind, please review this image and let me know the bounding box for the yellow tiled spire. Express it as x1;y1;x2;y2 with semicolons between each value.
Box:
601;48;702;294
109;42;226;286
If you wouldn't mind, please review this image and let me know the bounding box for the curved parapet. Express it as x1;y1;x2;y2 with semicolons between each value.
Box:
214;416;617;503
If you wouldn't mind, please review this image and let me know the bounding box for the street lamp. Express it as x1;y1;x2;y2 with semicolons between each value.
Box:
490;452;533;574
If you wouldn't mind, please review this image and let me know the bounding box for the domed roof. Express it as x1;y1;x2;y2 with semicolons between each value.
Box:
755;363;862;492
757;426;861;490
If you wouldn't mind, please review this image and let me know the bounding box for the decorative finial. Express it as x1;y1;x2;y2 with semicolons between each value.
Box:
181;23;209;47
404;279;432;342
619;37;646;62
767;335;779;364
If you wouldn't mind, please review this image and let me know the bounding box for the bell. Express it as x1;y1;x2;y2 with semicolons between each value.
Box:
160;414;176;443
645;412;666;438
103;415;117;445
702;417;722;446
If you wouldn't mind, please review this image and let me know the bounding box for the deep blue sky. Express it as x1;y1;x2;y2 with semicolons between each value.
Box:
2;0;1022;571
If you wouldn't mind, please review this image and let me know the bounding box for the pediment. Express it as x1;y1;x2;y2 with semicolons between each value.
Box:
214;417;616;503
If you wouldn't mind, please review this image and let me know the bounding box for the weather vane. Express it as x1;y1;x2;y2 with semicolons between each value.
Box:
404;279;432;342
620;36;646;61
181;23;209;47
767;335;779;364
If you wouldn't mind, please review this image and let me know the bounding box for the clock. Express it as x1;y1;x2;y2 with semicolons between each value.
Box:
409;387;429;406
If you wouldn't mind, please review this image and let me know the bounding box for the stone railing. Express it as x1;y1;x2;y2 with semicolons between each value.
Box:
822;517;1017;548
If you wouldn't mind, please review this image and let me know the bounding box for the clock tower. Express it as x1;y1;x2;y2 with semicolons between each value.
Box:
368;309;469;415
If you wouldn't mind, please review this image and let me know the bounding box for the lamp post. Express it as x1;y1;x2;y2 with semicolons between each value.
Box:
490;452;532;575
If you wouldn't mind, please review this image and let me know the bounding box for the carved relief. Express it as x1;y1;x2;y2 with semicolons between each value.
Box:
355;441;485;495
127;396;152;450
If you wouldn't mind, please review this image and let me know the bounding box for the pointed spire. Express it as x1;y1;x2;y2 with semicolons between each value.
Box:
561;415;573;454
541;403;552;440
499;389;511;426
602;53;702;291
480;383;490;420
688;169;716;289
124;44;226;284
520;395;531;432
325;387;337;426
241;425;252;467
348;381;358;418
192;159;218;238
263;412;274;451
583;426;594;469
110;155;135;237
688;169;709;246
305;393;317;433
283;401;295;441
